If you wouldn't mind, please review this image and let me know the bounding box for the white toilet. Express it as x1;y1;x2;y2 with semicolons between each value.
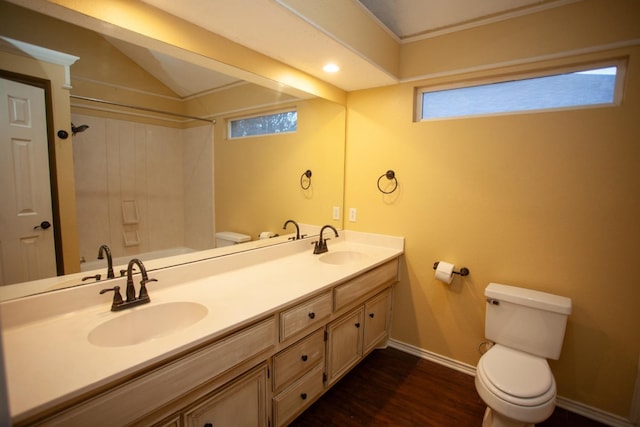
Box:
215;231;251;247
475;283;572;427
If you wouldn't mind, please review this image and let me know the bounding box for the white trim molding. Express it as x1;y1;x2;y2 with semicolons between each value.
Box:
388;339;636;427
388;339;476;376
0;36;79;88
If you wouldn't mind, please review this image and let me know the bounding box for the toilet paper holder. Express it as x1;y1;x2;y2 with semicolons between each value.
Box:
432;261;469;277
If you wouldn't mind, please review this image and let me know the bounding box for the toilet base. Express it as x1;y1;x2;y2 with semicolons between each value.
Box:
482;407;534;427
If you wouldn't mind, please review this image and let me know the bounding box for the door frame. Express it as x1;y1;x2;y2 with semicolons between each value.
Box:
1;69;64;275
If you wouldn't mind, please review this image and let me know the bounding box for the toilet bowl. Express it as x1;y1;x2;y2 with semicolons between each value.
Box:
475;345;556;427
475;283;571;427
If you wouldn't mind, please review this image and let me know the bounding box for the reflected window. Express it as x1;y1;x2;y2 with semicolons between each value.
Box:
229;110;297;138
417;61;625;120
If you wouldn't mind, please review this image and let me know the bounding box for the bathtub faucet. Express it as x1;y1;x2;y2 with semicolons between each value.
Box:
97;244;115;279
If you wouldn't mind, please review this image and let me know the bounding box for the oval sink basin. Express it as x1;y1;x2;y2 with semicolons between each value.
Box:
319;250;371;265
88;302;208;347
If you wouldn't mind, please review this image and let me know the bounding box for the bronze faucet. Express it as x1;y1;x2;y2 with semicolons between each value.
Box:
99;258;157;311
283;219;305;240
313;225;339;254
97;244;115;279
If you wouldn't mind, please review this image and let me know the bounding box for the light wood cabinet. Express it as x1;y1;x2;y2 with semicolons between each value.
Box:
273;328;324;392
280;291;332;342
363;289;391;354
182;364;269;427
35;317;276;427
325;307;364;386
272;364;325;426
334;261;397;311
326;288;393;387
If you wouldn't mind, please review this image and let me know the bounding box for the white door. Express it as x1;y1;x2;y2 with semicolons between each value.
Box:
0;77;57;286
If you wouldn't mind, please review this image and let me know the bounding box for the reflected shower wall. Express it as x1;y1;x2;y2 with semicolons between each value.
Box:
72;114;215;267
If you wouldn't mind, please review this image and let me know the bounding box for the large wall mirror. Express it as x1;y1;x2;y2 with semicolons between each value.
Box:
0;1;346;301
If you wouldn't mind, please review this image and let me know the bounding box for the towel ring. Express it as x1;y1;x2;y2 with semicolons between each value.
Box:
377;170;398;194
300;170;312;190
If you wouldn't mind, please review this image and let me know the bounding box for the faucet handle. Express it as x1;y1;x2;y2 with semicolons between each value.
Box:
138;278;157;301
99;286;124;310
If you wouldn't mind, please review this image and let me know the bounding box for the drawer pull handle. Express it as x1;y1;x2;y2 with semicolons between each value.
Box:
301;354;308;362
300;392;308;400
308;312;315;319
204;423;213;427
369;313;375;318
355;322;361;328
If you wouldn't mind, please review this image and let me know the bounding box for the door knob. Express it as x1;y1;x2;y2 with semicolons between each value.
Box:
34;221;51;230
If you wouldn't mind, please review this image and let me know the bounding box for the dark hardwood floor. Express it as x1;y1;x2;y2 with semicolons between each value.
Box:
290;347;606;427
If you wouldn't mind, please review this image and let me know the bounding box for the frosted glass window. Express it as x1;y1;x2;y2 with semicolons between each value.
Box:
419;64;622;120
229;110;297;138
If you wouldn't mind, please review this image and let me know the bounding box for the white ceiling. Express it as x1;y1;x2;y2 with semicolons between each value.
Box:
115;0;569;95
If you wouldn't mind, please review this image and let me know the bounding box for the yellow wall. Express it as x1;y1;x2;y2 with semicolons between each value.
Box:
344;1;640;418
214;97;345;237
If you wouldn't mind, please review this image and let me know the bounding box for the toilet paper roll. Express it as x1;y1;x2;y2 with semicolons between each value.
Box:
259;231;274;239
435;261;455;284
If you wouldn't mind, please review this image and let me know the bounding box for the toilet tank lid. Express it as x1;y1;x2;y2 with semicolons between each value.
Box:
486;283;572;314
215;231;251;243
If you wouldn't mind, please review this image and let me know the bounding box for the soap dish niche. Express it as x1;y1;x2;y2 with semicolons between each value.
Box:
123;230;140;247
122;200;139;225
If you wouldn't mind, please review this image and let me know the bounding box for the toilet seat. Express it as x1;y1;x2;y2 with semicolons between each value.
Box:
477;345;556;407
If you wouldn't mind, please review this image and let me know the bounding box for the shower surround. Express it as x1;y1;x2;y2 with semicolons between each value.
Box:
72;114;215;265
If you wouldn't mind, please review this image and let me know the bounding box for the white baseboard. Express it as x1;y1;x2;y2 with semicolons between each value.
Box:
388;338;477;376
387;339;636;427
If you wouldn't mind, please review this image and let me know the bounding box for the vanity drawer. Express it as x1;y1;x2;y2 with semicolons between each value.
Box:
272;363;325;427
280;291;332;341
39;317;276;427
273;328;324;392
334;260;398;311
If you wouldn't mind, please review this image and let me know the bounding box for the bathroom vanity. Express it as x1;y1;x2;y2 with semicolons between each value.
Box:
0;231;403;426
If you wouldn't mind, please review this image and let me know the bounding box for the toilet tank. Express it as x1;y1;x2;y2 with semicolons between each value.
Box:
215;231;251;247
485;283;572;360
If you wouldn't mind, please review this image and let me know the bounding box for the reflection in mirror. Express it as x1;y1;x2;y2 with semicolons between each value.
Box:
0;2;345;301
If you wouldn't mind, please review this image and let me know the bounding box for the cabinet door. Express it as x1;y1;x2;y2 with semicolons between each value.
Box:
183;364;269;427
363;289;391;354
326;307;364;386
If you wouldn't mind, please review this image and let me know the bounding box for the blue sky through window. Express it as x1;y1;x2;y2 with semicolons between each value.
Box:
421;67;617;120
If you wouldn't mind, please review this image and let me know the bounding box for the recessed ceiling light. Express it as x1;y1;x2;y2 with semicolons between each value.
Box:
323;63;340;73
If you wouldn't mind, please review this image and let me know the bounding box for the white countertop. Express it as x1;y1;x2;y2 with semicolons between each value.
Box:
1;231;403;422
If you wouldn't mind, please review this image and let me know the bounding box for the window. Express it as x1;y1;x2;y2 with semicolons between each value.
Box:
229;110;297;139
417;61;625;120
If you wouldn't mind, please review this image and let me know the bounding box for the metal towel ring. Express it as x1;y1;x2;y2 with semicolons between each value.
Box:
377;170;398;194
300;170;312;190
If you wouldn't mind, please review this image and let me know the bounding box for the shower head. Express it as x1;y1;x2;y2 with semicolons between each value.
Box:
71;123;89;135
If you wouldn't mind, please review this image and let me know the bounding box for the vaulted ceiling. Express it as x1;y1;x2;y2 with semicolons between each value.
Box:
108;0;571;95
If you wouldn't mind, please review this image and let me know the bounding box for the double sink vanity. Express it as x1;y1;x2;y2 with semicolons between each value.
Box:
1;230;404;426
